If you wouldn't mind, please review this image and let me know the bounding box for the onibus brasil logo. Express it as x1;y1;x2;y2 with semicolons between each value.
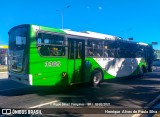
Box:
2;109;42;115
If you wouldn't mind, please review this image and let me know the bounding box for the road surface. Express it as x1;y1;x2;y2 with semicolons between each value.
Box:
0;72;160;117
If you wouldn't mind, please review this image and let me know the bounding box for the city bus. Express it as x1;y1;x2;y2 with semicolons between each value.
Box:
8;24;153;87
0;45;8;65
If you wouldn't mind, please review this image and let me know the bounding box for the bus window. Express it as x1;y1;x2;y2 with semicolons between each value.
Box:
39;46;50;56
9;27;27;50
50;47;65;56
37;38;42;45
104;49;113;57
88;49;94;56
77;42;82;59
37;32;65;57
104;41;117;58
87;40;103;57
44;39;49;44
68;40;74;59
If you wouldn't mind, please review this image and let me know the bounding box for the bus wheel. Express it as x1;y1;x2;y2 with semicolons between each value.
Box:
91;70;102;87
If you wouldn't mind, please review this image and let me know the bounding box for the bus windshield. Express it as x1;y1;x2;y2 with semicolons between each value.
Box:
9;27;27;50
8;27;27;73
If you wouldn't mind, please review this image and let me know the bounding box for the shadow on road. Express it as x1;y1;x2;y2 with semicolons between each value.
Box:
0;72;160;115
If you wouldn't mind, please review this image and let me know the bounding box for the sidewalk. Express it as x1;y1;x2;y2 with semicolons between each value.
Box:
0;65;8;72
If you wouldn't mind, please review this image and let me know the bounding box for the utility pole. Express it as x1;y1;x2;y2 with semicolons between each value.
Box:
56;5;70;29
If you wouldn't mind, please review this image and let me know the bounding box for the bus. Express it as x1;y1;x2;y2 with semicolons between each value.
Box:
0;45;8;65
8;24;153;87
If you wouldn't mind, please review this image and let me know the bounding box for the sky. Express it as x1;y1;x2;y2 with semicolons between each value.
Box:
0;0;160;49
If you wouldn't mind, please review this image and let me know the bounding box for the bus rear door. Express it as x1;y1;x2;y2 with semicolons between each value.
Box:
68;38;85;84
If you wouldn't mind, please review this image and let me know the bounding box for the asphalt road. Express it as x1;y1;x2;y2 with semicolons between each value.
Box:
0;72;160;117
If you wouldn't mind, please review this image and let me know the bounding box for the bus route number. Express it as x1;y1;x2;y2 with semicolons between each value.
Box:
45;61;61;67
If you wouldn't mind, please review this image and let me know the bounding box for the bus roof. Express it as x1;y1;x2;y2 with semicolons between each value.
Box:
30;24;119;40
62;29;119;40
9;24;150;47
34;24;150;46
62;29;149;46
137;42;149;46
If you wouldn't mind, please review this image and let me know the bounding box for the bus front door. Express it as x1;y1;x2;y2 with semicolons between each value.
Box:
68;38;85;84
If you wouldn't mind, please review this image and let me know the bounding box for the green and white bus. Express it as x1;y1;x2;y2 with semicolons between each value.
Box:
8;24;153;86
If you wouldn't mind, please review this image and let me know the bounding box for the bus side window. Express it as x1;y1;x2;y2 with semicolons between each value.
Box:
37;38;42;45
87;40;103;57
107;49;113;57
40;45;50;56
50;47;65;56
77;42;82;59
88;49;94;56
37;32;65;57
68;40;74;59
57;47;65;56
50;47;58;56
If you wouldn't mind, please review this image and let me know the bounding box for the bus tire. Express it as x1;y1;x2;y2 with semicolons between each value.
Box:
91;70;103;87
